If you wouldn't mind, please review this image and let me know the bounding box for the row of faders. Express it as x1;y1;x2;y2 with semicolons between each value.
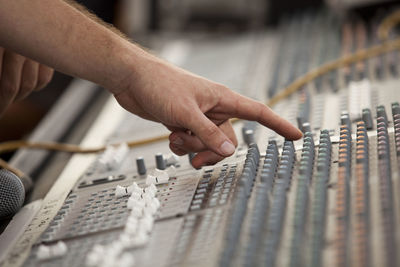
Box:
376;105;397;267
220;131;334;267
335;121;352;266
352;120;370;267
219;103;399;267
295;130;332;267
309;130;332;267
333;103;400;267
18;102;400;267
219;143;260;267
260;140;296;267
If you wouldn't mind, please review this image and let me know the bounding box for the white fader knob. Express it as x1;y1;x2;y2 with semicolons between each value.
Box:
127;182;142;195
145;169;169;185
37;245;51;260
146;183;157;196
118;253;135;267
53;241;68;257
115;185;128;198
166;165;177;177
165;153;180;166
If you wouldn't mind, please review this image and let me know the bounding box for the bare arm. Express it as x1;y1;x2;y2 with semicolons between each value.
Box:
0;0;141;94
0;0;302;167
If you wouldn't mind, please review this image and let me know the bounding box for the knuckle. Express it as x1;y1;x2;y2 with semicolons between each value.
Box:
176;103;196;125
37;75;50;87
188;139;206;152
1;80;19;96
214;82;229;91
169;143;186;156
203;123;219;138
231;97;240;115
169;142;177;151
201;123;220;142
21;78;37;92
37;69;53;88
221;85;230;92
215;84;230;96
7;52;24;64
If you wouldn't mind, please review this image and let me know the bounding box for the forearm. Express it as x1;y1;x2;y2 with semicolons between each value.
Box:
0;0;144;93
0;0;302;168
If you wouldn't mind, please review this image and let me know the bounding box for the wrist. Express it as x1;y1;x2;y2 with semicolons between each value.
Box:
104;38;151;96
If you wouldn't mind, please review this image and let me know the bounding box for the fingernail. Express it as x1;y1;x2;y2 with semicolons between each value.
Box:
297;129;303;138
219;141;235;155
172;136;184;146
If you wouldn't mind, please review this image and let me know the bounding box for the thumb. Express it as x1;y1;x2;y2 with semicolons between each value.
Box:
185;110;236;157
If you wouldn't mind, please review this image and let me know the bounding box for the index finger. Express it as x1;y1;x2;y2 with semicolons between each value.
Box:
220;91;302;140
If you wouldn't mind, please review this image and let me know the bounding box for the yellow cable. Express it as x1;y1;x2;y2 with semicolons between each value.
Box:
0;134;171;155
2;38;400;154
0;134;171;179
268;37;400;106
2;33;400;177
378;9;400;41
0;158;26;178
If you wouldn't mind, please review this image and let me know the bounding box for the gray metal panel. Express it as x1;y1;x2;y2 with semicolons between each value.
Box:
9;79;101;190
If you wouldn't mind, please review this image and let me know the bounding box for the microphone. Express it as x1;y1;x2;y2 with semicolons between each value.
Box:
0;169;25;220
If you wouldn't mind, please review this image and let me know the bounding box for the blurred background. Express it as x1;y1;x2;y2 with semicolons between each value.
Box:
1;0;398;187
1;0;396;147
2;0;400;262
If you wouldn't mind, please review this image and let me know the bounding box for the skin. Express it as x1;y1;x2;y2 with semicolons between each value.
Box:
0;47;54;115
0;0;302;168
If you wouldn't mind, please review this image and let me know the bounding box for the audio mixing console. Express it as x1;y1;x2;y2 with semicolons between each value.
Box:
2;8;400;267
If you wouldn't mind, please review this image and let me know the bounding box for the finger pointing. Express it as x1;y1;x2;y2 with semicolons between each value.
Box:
220;92;302;140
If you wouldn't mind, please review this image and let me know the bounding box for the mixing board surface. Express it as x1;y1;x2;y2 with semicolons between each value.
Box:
2;8;400;267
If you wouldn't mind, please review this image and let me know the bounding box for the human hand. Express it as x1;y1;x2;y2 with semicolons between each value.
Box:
114;55;302;168
0;47;54;116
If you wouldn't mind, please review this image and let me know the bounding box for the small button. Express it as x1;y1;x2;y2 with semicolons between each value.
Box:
136;157;147;175
196;188;206;194
155;153;166;170
194;193;205;199
190;204;201;210
192;199;203;205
